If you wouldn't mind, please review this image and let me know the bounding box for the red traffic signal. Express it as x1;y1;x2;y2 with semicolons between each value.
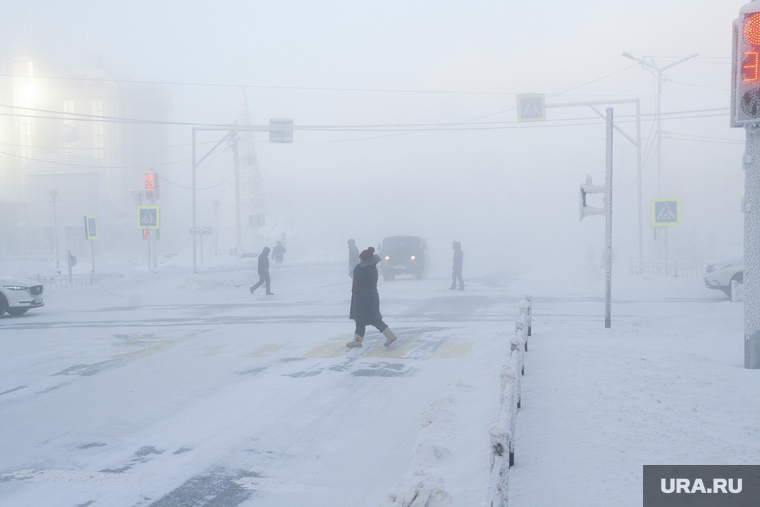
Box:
142;229;149;240
144;172;160;200
733;9;760;125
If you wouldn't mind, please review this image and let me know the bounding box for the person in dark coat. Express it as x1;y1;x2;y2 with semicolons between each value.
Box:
347;239;360;278
450;241;464;290
272;241;286;264
346;247;397;348
250;246;273;295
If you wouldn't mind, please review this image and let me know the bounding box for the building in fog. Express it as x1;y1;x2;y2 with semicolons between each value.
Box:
0;36;170;267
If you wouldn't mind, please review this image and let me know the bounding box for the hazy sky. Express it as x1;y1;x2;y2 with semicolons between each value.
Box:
1;0;749;276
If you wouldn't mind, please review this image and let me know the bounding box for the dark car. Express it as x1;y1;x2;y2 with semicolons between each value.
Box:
380;236;427;280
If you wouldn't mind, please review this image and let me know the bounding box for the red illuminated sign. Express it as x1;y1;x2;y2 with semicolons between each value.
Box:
744;51;760;82
144;173;154;192
142;229;149;240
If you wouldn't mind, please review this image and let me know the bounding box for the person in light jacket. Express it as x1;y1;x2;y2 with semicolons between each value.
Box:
346;247;397;348
250;247;273;295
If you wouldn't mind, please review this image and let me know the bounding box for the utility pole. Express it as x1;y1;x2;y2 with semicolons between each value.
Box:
213;199;220;256
623;53;698;196
190;120;292;274
49;189;60;273
230;133;242;257
623;53;697;266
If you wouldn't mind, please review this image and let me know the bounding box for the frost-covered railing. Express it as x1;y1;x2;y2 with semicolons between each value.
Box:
36;273;118;289
485;295;531;507
630;259;708;278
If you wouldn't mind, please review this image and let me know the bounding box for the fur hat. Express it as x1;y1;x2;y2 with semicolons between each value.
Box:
359;246;375;261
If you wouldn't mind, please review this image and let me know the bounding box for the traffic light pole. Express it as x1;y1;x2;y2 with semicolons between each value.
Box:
745;124;760;368
548;98;642;269
733;2;760;368
578;107;614;328
604;108;614;329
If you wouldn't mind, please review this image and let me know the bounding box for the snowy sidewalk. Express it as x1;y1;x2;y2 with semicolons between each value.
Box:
507;276;760;506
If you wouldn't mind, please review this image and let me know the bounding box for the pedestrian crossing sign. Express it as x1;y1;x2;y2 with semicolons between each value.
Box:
84;215;97;239
516;93;546;122
651;198;680;227
137;206;160;229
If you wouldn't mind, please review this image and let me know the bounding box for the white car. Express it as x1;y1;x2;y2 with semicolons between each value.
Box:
704;259;743;298
0;277;45;317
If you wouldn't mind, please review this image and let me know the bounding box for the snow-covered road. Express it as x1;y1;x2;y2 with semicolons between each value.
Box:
0;264;514;507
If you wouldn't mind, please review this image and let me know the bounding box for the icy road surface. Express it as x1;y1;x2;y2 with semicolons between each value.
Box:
0;264;514;507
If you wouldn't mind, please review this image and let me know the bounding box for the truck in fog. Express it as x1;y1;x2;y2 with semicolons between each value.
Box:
379;236;427;280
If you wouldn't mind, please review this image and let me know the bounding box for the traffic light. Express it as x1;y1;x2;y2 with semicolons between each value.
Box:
733;8;760;126
145;173;154;200
142;229;149;240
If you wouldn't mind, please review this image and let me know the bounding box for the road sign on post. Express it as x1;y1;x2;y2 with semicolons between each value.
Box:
269;118;294;143
516;94;546;122
84;215;97;273
651;198;680;226
137;206;160;229
734;2;760;369
84;215;97;239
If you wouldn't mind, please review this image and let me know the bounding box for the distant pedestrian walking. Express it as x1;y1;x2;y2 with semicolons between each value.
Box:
272;241;287;264
346;247;397;348
347;239;360;278
250;246;273;295
450;241;464;290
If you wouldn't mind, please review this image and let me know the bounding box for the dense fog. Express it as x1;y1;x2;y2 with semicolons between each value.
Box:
0;0;744;276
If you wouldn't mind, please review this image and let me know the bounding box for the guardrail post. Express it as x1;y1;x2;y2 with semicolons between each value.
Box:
488;423;510;507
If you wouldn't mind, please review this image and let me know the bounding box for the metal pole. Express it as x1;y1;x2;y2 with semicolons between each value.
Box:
635;99;644;270
90;239;95;274
192;128;197;274
656;70;663;197
213;199;220;256
232;134;242;257
605;107;614;329
67;249;72;283
52;198;60;273
745;124;760;368
201;232;204;266
148;231;151;270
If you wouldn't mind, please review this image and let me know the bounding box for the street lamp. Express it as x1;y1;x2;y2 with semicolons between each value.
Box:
622;52;698;196
213;199;220;256
49;188;60;273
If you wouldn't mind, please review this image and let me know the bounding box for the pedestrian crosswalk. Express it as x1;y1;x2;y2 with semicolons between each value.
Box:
294;333;473;360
